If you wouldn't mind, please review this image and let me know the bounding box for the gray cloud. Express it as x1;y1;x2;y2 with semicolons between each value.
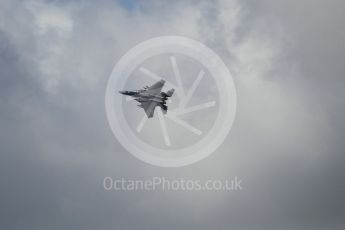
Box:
0;0;344;229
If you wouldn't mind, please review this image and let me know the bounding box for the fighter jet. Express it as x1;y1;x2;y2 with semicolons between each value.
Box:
119;80;175;118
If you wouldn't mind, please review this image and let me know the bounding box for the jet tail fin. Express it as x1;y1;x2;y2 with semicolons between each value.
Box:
165;89;174;97
160;104;168;114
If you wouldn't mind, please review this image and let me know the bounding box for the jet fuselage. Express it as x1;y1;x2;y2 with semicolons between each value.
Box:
118;80;174;118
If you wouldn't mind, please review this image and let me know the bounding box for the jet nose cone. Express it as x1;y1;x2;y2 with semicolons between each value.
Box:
119;90;133;96
119;90;136;96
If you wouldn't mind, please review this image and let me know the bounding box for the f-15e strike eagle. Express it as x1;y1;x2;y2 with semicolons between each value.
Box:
119;80;175;118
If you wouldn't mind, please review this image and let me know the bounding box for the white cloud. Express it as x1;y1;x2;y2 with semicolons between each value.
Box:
2;1;344;229
26;0;74;36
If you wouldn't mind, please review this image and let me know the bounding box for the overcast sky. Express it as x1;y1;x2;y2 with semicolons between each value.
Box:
0;0;345;229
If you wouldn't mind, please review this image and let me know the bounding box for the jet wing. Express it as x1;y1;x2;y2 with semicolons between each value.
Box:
145;80;165;96
140;101;158;118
